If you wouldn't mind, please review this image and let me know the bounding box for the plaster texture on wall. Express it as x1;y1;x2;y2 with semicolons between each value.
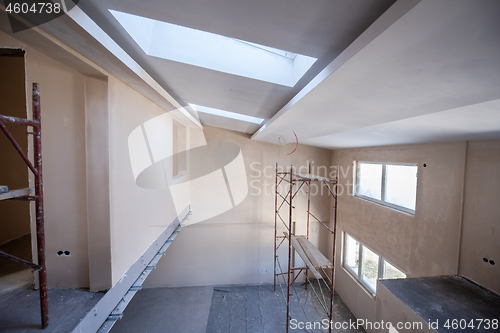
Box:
0;30;92;289
0;30;194;290
23;40;89;289
331;142;467;332
145;125;334;288
0;34;91;289
0;54;30;245
85;76;112;291
459;140;500;293
108;76;189;286
375;282;432;333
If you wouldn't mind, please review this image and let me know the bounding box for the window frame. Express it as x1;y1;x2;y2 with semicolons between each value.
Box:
381;258;407;280
172;120;187;181
343;233;360;277
354;161;418;215
342;232;406;296
360;243;382;293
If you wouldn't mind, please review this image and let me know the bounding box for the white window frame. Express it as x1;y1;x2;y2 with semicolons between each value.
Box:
353;161;418;215
381;258;407;280
342;232;406;296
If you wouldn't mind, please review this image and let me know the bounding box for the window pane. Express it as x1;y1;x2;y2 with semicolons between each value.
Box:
385;165;417;210
383;261;406;279
344;234;359;275
357;163;382;200
361;245;379;292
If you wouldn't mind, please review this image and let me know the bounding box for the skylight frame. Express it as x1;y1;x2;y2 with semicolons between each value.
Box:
233;39;298;60
110;10;317;87
190;104;264;125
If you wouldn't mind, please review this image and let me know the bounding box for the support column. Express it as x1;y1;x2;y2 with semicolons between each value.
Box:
85;76;112;291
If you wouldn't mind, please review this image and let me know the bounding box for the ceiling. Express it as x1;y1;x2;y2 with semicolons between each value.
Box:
1;0;499;149
75;0;396;133
252;0;500;148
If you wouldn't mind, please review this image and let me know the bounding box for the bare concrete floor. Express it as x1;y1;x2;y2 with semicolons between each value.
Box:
1;237;362;332
206;283;364;333
111;282;363;333
380;275;500;333
110;286;214;333
0;235;104;333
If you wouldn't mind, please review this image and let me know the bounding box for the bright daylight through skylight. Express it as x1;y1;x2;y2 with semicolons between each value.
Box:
110;10;317;87
190;104;264;124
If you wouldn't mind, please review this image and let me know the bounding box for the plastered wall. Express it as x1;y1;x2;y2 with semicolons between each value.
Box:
108;76;188;286
333;140;500;332
85;76;112;291
0;31;89;288
331;142;467;332
145;125;334;288
459;140;500;293
0;53;30;245
374;283;431;333
1;30;194;290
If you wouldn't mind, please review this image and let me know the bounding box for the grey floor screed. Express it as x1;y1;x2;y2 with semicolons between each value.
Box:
109;286;214;333
0;237;365;333
206;283;364;333
109;282;364;333
0;235;104;333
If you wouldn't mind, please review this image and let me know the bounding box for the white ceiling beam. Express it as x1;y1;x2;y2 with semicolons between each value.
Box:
251;0;420;140
65;6;203;129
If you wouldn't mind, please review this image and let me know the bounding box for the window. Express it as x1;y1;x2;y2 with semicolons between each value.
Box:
357;163;382;200
344;234;359;275
361;245;379;292
355;162;418;213
110;10;317;87
343;232;406;295
172;120;187;178
383;260;406;279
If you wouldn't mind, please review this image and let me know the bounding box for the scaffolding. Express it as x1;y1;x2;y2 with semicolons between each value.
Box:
0;83;48;328
274;163;338;333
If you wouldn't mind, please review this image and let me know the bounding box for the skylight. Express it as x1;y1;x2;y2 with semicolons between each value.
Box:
110;10;317;87
190;104;264;124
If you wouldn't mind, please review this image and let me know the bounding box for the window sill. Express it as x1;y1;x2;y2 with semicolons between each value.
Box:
342;266;376;300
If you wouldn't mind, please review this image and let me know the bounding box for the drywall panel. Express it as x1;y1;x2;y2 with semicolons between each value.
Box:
85;76;112;291
108;76;185;286
331;142;467;332
459;140;500;293
145;125;333;287
0;52;30;245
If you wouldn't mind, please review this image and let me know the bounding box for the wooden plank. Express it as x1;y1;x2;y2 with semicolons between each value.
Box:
294;173;336;183
296;236;333;269
0;187;34;201
283;232;322;279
